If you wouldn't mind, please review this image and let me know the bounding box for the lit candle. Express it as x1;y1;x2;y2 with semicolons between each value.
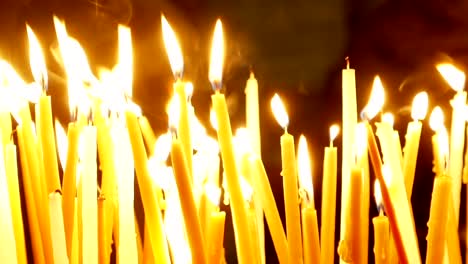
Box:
320;125;338;264
363;77;421;263
209;19;254;264
437;63;466;222
0;136;18;264
48;192;69;263
4;143;27;264
356;122;370;264
373;180;389;264
271;94;303;263
426;175;451;264
162;15;193;182
429;107;447;176
402;92;428;198
79;125;98;264
297;135;320;264
340;58;358;257
248;154;288;264
27;25;61;193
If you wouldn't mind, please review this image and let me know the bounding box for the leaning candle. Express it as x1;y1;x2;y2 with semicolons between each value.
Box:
426;176;451;264
373;180;390;264
297;135;320;264
340;58;358;257
437;63;466;221
210;19;254;264
271;94;303;264
402;92;428;198
320;125;338;264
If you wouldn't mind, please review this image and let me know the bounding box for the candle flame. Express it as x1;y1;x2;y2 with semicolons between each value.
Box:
210;108;218;131
429;106;444;132
161;15;184;78
153;132;172;163
381;112;394;128
374;179;383;209
297;135;313;196
54;119;68;171
185;82;194;98
234;127;252;156
411;91;429;120
362;76;385;120
26;25;48;91
209;19;224;87
437;63;465;92
355;122;367;160
329;124;340;142
240;176;253;202
271;94;289;129
204;183;222;206
117;25;133;98
167;95;180;130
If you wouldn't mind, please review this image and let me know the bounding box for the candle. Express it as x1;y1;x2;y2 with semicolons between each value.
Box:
0;111;11;147
297;135;320;264
248;154;288;264
125;110;170;263
170;134;207;263
139;116;157;154
320;125;338;264
429;107;447;176
71;198;79;264
437;63;466;221
426;176;451;264
340;58;358;257
162;15;193;182
207;210;226;263
48;192;69;263
210;19;254;264
0;136;18;264
402;92;428;198
27;25;61;193
79;125;98;264
356;122;370;264
270;94;303;263
344;165;362;263
245;72;261;156
17;124;45;264
373;180;390;264
362;77;421;263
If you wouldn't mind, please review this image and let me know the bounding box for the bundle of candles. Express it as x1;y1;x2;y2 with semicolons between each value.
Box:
0;12;466;264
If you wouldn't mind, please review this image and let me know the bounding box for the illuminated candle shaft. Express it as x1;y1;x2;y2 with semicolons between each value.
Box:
139;116;157;155
373;212;389;264
207;210;226;263
402;120;422;198
280;132;303;263
48;192;68;263
245;73;261;156
320;143;337;264
0;111;12;146
212;91;254;264
302;205;320;264
175;81;193;181
348;166;362;263
171;137;207;264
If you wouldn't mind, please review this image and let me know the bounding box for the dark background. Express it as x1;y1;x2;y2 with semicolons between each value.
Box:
2;0;468;262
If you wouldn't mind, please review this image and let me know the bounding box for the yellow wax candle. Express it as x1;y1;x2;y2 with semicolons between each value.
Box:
49;192;69;263
271;94;302;263
445;194;462;264
207;210;226;264
248;154;288;264
340;59;358;258
345;166;363;263
39;95;61;192
212;92;254;264
429;107;448;176
175;81;193;180
320;126;338;264
373;212;389;264
402;92;428;198
426;176;451;264
437;63;466;222
247;202;262;264
0;137;18;264
0;111;12;146
71;198;79;264
139;116;157;155
125;111;170;263
98;196;109;264
171;136;207;263
79;125;98;264
143;222;155;264
17;125;45;264
245;72;261;156
112;121;138;264
62;122;80;257
302;206;320;264
5;143;27;264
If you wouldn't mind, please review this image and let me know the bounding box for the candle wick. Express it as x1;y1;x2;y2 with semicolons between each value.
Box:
345;56;350;69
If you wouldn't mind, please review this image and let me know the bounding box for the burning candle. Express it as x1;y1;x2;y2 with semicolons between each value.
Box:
209;19;254;264
402;91;428;198
271;94;303;263
320;125;338;264
373;180;390;264
297;135;320;264
437;63;466;222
